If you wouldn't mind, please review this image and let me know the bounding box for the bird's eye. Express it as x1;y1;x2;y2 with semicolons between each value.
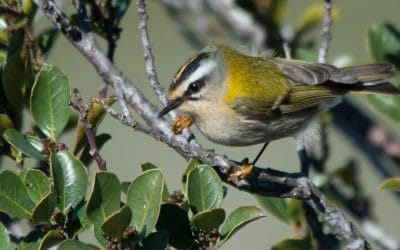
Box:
189;81;201;93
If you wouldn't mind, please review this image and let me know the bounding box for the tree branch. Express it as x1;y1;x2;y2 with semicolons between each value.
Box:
37;0;371;249
318;0;333;63
70;88;107;171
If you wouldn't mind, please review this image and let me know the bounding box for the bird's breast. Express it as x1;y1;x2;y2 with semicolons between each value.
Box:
187;103;319;146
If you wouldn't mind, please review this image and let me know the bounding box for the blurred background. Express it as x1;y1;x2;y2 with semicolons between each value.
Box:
9;0;400;249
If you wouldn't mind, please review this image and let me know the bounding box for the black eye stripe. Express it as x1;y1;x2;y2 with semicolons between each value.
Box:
170;52;211;92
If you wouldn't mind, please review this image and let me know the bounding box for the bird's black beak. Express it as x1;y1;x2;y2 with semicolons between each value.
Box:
158;98;183;118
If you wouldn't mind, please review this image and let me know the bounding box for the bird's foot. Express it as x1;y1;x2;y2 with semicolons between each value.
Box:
228;158;254;181
171;115;193;135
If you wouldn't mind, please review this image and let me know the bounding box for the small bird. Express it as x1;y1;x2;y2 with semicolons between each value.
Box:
159;44;398;157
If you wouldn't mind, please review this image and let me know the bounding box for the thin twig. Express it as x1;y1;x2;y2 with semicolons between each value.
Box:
318;0;333;63
136;0;168;107
70;88;107;171
282;42;292;59
92;98;152;135
38;1;371;248
136;0;199;147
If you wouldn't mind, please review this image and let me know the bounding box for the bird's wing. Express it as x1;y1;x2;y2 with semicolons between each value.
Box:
271;58;359;85
227;58;351;120
229;59;396;120
229;85;344;120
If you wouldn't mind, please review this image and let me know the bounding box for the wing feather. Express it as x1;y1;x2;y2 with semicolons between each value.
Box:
271;58;358;85
229;85;344;120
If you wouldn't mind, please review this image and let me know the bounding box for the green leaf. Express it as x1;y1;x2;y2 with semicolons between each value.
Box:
140;162;170;203
86;172;121;227
0;114;14;136
58;240;100;250
74;98;115;154
138;231;169;250
156;204;194;249
367;23;400;65
3;129;45;161
21;0;37;16
32;191;57;222
19;169;51;203
93;226;108;247
77;204;92;233
272;238;312;250
30;64;71;139
101;205;132;238
17;242;40;250
0;51;6;66
380;178;400;192
2;28;27;112
219;206;265;246
0;222;10;250
368;95;400;122
37;28;58;55
10;145;24;163
140;162;159;172
121;181;130;194
254;195;291;224
79;134;112;166
0;170;34;219
191;208;226;230
20;169;56;222
39;230;63;250
182;159;201;195
126;169;164;239
187;165;223;213
26;135;44;153
51;151;88;214
0;17;7;38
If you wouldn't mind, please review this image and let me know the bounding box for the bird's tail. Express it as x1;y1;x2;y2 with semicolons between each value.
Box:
338;63;400;95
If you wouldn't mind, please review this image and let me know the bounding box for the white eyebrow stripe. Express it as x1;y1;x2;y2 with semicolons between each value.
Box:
182;60;216;89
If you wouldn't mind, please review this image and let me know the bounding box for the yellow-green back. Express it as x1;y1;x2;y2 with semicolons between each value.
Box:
219;45;291;106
